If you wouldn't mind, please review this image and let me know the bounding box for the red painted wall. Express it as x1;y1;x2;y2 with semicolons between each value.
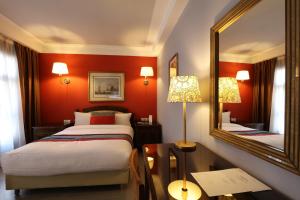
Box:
219;61;254;123
39;53;157;125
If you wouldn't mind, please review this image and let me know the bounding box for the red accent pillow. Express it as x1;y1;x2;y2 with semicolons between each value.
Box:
90;116;115;125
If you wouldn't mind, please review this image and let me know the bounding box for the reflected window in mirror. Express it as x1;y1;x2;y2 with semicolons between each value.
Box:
217;0;285;150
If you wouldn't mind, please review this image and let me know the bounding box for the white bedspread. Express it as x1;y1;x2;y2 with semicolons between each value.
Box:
222;123;283;149
1;125;133;176
222;123;256;132
240;134;284;149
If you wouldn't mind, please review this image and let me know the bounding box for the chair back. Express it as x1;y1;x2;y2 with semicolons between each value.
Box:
129;149;145;200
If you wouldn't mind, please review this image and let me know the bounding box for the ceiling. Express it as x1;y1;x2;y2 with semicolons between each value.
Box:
219;0;285;63
0;0;188;56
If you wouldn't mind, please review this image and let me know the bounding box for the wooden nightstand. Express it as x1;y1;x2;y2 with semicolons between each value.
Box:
134;122;162;149
32;124;72;141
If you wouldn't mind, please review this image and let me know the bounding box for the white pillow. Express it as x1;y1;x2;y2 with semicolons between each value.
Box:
222;111;231;123
74;112;91;125
115;113;132;125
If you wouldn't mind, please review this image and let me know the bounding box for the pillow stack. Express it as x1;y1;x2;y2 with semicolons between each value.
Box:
74;111;132;126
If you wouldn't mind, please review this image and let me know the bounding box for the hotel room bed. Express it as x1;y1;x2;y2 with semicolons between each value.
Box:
222;123;284;149
1;106;134;192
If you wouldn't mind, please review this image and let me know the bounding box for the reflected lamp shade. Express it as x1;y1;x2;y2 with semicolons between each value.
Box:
140;66;154;77
52;62;69;75
218;77;241;103
167;76;202;103
236;70;250;81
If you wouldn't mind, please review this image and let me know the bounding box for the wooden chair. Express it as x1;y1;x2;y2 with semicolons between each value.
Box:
129;149;145;200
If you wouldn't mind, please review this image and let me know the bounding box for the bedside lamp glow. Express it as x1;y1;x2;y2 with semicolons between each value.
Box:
218;77;241;129
167;75;202;150
236;70;250;81
52;62;70;84
140;66;154;85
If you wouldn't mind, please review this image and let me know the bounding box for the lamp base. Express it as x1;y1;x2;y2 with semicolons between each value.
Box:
168;180;202;200
175;140;197;151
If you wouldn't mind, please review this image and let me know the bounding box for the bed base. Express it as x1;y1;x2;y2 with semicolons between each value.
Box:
6;169;129;191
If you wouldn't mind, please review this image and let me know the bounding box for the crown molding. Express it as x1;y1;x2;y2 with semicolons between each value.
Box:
220;43;285;64
43;43;156;57
0;13;44;52
0;0;188;56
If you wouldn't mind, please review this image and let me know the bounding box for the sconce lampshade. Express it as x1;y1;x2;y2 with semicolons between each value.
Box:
219;77;241;103
236;70;250;81
167;76;202;103
52;62;69;75
140;66;154;77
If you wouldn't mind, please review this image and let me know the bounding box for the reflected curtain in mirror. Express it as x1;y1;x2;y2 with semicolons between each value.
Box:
269;56;285;134
252;58;277;130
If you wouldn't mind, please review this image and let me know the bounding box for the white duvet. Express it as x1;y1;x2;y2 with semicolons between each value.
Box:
222;123;283;149
1;125;133;176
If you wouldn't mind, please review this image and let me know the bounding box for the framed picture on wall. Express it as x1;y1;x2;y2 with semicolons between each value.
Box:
169;53;178;84
88;72;125;101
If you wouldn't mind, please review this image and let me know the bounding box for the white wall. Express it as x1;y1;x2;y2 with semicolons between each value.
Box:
157;0;300;199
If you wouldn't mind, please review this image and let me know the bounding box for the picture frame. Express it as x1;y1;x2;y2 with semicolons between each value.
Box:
88;72;125;101
169;53;178;84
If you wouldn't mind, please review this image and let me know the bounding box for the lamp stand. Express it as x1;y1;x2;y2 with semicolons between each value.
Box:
218;102;223;129
168;153;202;200
175;102;196;151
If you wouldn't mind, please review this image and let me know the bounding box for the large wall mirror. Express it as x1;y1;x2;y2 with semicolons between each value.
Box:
210;0;300;174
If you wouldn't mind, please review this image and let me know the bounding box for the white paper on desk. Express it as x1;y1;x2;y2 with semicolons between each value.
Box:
191;168;271;197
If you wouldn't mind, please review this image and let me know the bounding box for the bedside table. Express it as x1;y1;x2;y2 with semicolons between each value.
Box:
134;122;162;149
32;124;72;141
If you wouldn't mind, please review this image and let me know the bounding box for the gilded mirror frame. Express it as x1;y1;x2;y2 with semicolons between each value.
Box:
210;0;300;174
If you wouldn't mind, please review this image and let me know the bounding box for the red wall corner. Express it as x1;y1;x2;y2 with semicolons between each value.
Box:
39;53;157;125
219;61;254;123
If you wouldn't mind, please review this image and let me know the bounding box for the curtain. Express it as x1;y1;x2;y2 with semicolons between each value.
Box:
14;42;40;143
0;36;25;162
252;58;277;130
269;57;285;134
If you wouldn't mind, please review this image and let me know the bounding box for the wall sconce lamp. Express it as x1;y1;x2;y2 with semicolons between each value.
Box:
140;66;154;85
236;70;250;81
52;62;71;84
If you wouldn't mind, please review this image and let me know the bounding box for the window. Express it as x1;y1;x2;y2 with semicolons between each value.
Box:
0;37;25;161
269;56;285;134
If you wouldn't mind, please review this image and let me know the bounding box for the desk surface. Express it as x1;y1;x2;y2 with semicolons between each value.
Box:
142;143;288;200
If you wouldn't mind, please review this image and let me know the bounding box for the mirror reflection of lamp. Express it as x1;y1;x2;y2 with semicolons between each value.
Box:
218;77;241;129
52;62;71;84
140;66;154;85
236;70;250;81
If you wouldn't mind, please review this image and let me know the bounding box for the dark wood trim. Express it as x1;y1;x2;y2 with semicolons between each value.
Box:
142;146;157;200
79;105;135;125
210;0;300;174
168;53;179;86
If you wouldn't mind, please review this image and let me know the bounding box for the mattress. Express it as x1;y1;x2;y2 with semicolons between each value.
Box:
1;125;133;176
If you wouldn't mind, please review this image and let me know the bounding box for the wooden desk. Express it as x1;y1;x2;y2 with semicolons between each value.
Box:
142;143;288;200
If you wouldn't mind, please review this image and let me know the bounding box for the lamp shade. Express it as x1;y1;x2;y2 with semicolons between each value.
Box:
236;70;250;81
167;76;202;103
219;77;241;103
52;62;69;75
140;66;154;77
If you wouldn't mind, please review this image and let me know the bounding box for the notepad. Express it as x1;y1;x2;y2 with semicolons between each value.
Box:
191;168;271;197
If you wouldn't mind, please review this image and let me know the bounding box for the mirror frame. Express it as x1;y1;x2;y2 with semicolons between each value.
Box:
210;0;300;174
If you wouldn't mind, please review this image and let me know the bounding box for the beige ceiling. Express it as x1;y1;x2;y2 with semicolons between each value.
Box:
219;0;285;63
0;0;188;55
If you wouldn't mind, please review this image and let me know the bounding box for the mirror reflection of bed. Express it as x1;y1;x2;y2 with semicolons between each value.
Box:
218;0;285;149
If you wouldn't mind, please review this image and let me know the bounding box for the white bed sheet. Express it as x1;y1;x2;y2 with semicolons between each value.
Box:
241;134;284;149
1;125;133;176
222;123;283;149
222;123;256;132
